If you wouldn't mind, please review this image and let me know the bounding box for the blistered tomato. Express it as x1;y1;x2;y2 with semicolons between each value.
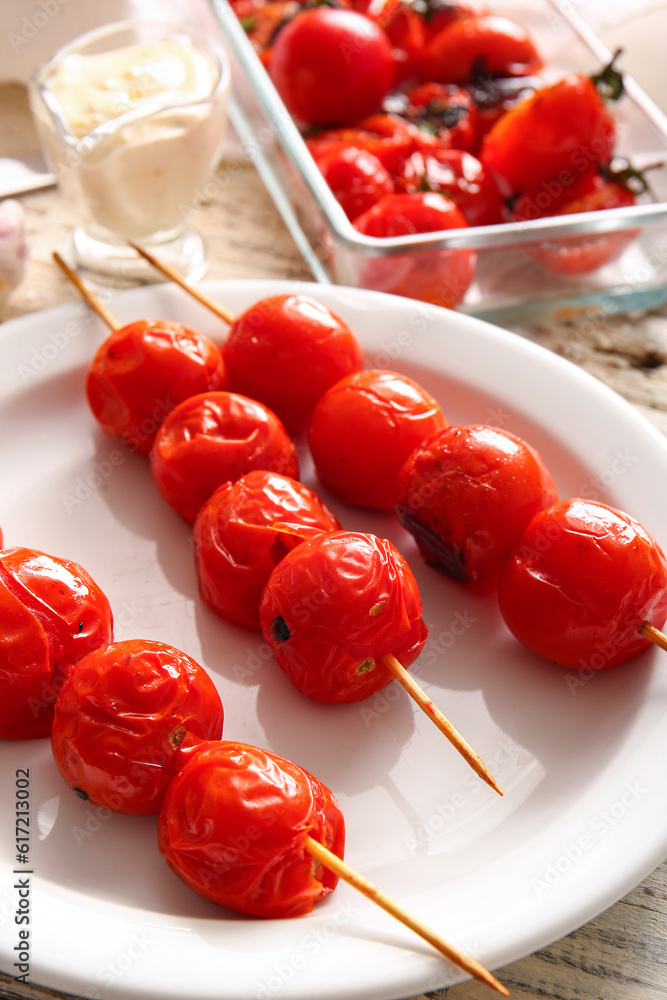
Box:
498;498;667;669
308;369;447;510
51;639;224;815
419;15;541;84
394;425;559;593
353;192;476;307
259;530;428;702
193;470;340;629
150;391;299;523
481;64;621;197
224;295;364;433
86;319;229;457
389;82;479;152
396;148;503;227
0;547;113;739
158;740;345;917
510;169;638;274
315;146;395;222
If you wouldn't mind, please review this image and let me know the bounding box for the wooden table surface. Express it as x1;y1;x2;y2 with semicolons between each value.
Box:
1;81;667;1000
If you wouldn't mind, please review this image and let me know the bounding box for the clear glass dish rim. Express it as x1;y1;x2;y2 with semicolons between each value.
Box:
211;0;667;253
32;18;232;156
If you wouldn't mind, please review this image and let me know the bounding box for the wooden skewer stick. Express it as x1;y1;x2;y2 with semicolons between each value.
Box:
304;836;509;996
381;653;502;796
128;241;237;326
640;621;667;653
52;252;121;332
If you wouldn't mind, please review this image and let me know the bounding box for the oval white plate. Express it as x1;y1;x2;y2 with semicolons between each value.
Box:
1;281;667;1000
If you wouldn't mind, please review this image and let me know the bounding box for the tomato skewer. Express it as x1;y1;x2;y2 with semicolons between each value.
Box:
304;835;508;995
158;739;507;994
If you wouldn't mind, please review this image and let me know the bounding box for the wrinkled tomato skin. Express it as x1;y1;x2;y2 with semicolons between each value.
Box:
308;368;448;510
51;640;224;815
193;471;340;629
419;15;541;84
511;174;637;274
481;74;616;198
315;146;395;222
158;741;345;918
394;425;559;593
0;548;113;740
498;499;667;670
224;295;364;433
259;530;428;702
268;8;394;126
86;319;229;457
150;391;299;524
354;192;476;307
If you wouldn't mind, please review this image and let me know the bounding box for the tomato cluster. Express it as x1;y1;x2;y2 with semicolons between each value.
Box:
230;0;643;297
6;254;667;948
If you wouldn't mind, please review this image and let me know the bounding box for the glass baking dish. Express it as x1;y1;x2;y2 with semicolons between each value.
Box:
210;0;667;323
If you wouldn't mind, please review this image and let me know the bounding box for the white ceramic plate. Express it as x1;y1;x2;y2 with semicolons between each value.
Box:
1;281;667;1000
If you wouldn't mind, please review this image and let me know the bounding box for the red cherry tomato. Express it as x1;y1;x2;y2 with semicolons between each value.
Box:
511;170;637;274
419;15;542;84
394;425;559;593
0;547;113;739
308;368;447;510
421;0;489;39
259;530;428;702
397;148;503;227
224;295;364;433
268;8;395;126
193;470;340;629
315;146;395;221
150;391;299;524
307;113;447;179
158;740;345;917
51;639;223;815
498;498;667;670
467;75;542;148
353;192;476;307
481;73;617;197
86;319;229;457
394;82;479;152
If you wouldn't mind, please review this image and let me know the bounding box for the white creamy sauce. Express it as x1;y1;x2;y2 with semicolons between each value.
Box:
34;36;228;239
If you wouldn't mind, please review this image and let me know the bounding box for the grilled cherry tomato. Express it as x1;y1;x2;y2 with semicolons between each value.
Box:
481;60;622;197
158;740;345;917
419;15;541;84
387;82;479;152
150;391;299;524
86;319;229;457
394;425;559;593
353;192;476;307
467;74;541;147
260;530;428;702
193;470;340;629
498;498;667;670
51;639;223;815
306;113;448;180
308;368;447;510
268;8;394;126
315;146;395;221
397;148;503;226
510;168;638;274
224;295;364;433
0;547;113;740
